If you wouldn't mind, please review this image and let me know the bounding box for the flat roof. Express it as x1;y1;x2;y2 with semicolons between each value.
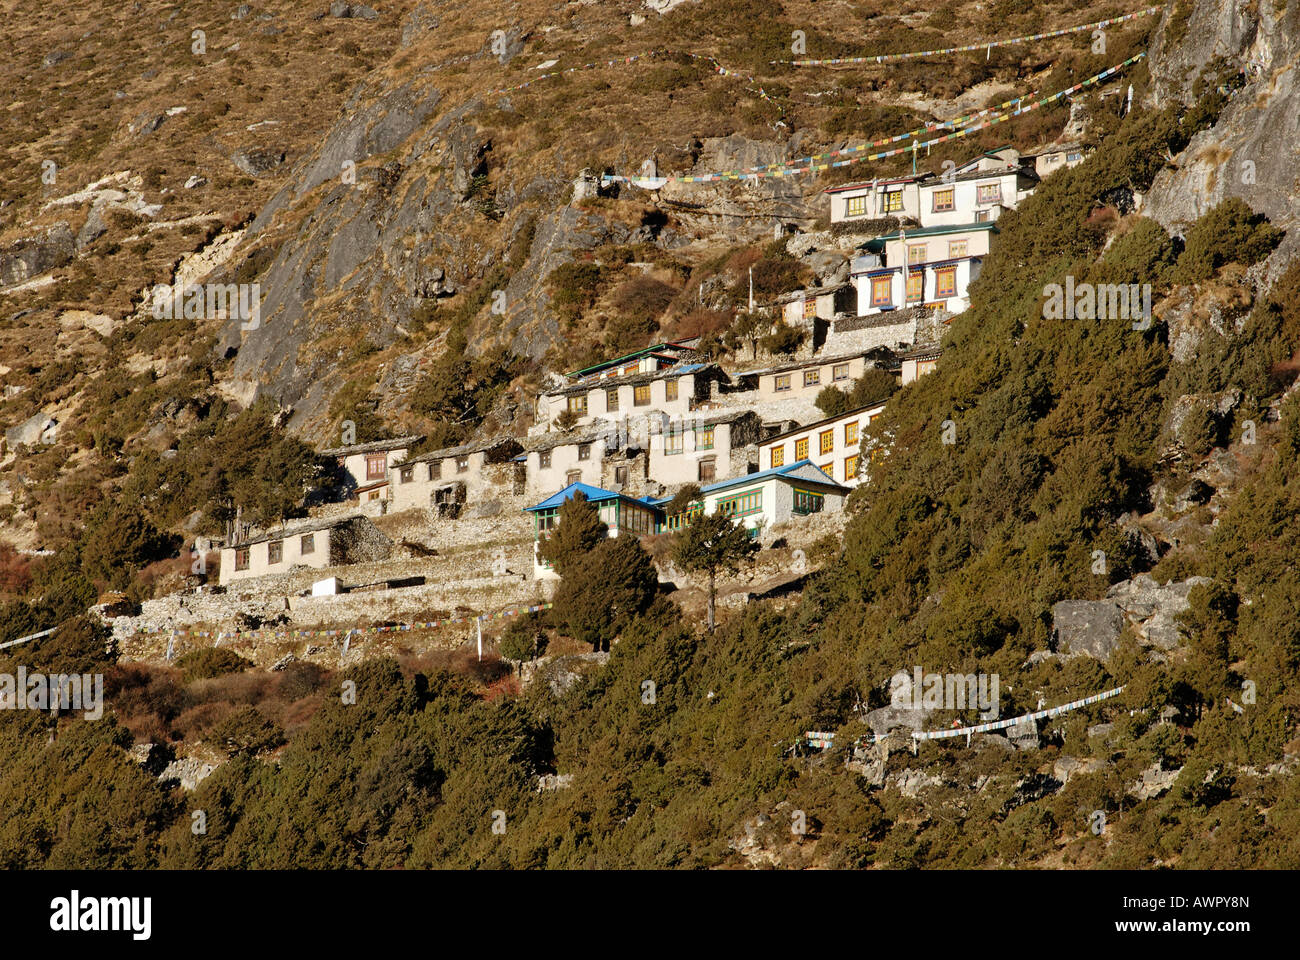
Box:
228;514;367;548
923;164;1038;186
1022;141;1086;158
321;434;424;456
776;281;853;303
403;436;520;464
678;408;759;427
877;221;997;241
758;402;889;446
833;307;931;332
825;173;933;194
736;350;875;379
900;344;942;361
525;427;613;454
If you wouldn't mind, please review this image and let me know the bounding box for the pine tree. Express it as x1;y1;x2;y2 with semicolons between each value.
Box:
671;511;759;632
537;491;608;575
552;534;658;651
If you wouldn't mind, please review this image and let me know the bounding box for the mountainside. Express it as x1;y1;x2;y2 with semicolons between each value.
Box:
3;0;1300;871
1143;0;1300;275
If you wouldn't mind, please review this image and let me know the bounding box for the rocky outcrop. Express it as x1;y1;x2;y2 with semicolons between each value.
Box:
1143;1;1300;283
231;147;286;178
329;1;378;19
1129;761;1181;800
1053;756;1107;785
1052;574;1211;659
0;223;74;287
1107;574;1211;649
1051;598;1125;660
4;412;59;448
159;756;217;792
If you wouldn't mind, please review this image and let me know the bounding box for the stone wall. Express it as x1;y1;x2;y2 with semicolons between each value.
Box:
331;515;394;565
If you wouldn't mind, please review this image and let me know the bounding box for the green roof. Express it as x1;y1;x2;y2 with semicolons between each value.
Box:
566;342;690;379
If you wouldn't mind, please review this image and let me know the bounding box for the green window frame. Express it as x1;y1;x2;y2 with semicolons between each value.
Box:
717;489;763;518
662;504;703;532
792;488;825;515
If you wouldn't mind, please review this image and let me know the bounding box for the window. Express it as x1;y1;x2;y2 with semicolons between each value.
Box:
234;548;250;571
977;182;1002;204
665;378;679;401
536;509;559;535
932;188;955;212
634;384;651;406
844;421;859;446
771;445;785;468
795;437;809;461
846;195;867;217
665;503;703;531
819;429;834;455
845;455;860;480
698;457;717;483
803;369;820;388
832;363;850;381
792;488;825;515
622;503;653;537
566;470;582;485
774;374;792;392
935;265;958;299
948;240;968;259
870;276;892;308
975;209;990;223
881;190;903;213
803;298;816;320
906;271;923;304
614;465;628;486
268;540;283;565
696;426;715;450
368;490;381;501
606;388;619;412
399;465;413;484
539;450;552;470
301;534;315;555
578;443;591;461
1067;152;1083;163
429;460;442;480
567;394;588;415
908;243;927;266
365;453;387;481
665;428;684;456
456;456;469;473
718;489;762;517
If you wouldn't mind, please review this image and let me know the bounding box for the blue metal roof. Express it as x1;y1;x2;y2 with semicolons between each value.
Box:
649;460;846;507
524;482;663;514
699;459;843;494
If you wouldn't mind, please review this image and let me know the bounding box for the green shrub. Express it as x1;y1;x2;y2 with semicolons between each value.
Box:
176;647;252;683
815;385;849;417
759;319;805;356
207;705;285;756
1174;198;1284;284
